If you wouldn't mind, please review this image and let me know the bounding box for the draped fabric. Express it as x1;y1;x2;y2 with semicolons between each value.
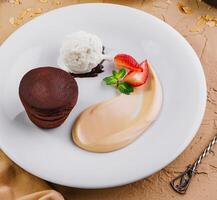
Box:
0;151;64;200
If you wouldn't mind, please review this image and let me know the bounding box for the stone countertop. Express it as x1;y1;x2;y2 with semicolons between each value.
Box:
0;0;217;199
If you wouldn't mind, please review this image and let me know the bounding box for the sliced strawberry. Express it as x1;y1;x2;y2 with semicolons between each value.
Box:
124;60;149;87
114;54;142;72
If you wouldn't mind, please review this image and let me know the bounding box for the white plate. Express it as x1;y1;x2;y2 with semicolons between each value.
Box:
0;4;206;188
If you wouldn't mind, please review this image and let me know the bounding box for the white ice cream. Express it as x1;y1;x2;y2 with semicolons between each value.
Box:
58;31;104;74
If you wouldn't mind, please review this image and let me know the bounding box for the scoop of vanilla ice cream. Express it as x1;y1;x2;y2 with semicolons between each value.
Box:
58;31;104;74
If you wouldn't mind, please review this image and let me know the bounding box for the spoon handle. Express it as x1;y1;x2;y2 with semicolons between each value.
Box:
170;135;217;194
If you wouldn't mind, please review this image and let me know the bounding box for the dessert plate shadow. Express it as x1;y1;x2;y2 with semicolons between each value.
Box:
0;3;206;188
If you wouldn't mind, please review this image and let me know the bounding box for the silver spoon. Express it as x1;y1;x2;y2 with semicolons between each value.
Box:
170;135;217;194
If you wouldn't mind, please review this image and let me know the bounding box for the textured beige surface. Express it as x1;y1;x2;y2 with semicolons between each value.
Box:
1;0;217;199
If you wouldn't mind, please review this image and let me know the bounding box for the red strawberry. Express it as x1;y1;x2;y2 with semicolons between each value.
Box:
114;54;142;72
124;59;149;87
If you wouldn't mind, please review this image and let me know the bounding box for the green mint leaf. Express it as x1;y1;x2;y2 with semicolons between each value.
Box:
117;68;126;79
103;76;118;85
117;82;134;95
112;70;118;78
112;68;126;80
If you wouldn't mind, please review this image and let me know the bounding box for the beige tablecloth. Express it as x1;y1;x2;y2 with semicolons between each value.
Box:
0;0;217;199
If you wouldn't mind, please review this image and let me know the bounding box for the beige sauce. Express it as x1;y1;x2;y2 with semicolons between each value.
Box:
72;68;162;153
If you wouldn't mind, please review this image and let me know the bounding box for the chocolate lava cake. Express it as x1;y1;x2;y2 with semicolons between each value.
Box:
19;67;78;129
